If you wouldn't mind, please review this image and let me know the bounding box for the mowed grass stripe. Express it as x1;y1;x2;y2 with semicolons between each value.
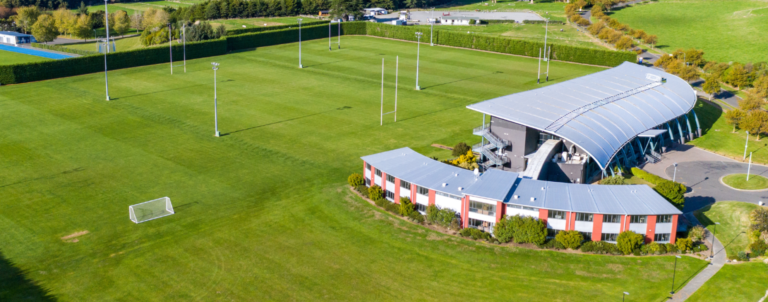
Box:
0;36;705;301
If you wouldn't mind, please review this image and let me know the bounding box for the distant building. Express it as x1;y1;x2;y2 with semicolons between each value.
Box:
363;8;388;15
440;16;473;25
318;10;330;17
0;31;36;46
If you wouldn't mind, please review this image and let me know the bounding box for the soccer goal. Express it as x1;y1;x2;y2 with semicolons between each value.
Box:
129;197;175;224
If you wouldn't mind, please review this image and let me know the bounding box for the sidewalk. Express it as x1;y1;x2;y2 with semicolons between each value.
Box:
669;213;727;301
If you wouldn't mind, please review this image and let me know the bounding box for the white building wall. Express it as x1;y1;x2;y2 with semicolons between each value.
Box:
374;175;382;186
468;211;495;222
574;221;593;233
435;195;461;213
602;223;621;234
415;193;429;205
506;207;538;218
386;181;394;192
364;168;371;179
656;222;672;234
548;219;566;230
629;223;647;235
399;188;410;198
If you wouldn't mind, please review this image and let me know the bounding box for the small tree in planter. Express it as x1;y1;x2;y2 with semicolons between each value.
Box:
368;185;383;200
555;230;584;249
617;231;644;255
676;237;693;253
399;197;415;216
348;173;364;187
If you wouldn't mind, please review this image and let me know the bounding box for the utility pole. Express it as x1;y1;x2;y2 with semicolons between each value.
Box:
212;62;221;137
337;19;340;49
103;0;110;101
395;56;398;122
183;23;186;73
415;32;423;90
537;48;542;84
169;23;173;75
744;131;750;160
380;58;384;126
747;152;753;181
329;21;332;51
430;8;434;46
298;18;303;68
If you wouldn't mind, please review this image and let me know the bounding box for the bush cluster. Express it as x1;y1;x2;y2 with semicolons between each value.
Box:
31;42;97;56
459;228;493;241
617;231;644;255
579;241;621;255
555;230;584;249
348;173;364;187
630;168;686;210
425;204;460;230
538;238;567;250
493;215;547;245
749;241;767;256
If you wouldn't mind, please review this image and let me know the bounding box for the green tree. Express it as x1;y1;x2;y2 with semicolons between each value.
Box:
683;48;705;67
510;215;547;245
702;76;720;100
493;215;514;243
15;6;41;34
728;63;750;90
676;237;692;252
425;204;439;224
587;21;606;36
616;231;644;255
555;230;584;249
77;1;88;15
750;207;768;233
643;34;657;48
738;94;763;111
70;13;93;41
347;173;364;187
679;65;700;83
31;14;58;43
112;10;130;37
52;7;76;37
398;197;414;216
739;106;768;140
632;29;647;41
367;185;382;200
724;109;745;133
653;181;685;210
615;35;633;50
753;75;768;98
574;0;587;10
452;142;471;157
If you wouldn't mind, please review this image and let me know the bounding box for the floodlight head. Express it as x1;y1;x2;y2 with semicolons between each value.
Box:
297;18;303;22
674;162;678;167
211;62;219;71
676;255;682;258
623;292;629;295
715;222;721;225
415;32;423;37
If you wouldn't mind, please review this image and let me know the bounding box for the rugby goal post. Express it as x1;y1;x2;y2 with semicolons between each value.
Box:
129;197;175;224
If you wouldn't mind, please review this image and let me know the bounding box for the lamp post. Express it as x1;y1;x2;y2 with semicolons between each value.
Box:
430;8;434;46
673;162;678;182
670;255;682;295
710;222;720;261
298;18;303;68
328;21;332;51
103;0;110;101
744;131;749;160
337;19;340;49
747;152;753;181
415;32;423;90
543;18;549;82
622;292;629;302
212;62;220;137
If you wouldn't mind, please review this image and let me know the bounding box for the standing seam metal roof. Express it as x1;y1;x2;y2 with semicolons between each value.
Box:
466;62;696;170
362;148;682;215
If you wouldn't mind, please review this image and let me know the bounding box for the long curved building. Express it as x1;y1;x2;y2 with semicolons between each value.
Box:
467;62;699;183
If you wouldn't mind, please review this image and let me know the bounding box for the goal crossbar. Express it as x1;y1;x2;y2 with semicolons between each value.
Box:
129;197;175;224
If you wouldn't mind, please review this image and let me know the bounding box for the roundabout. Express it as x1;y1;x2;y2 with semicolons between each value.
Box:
720;174;768;191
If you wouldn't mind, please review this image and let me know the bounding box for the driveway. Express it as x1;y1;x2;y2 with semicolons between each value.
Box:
642;144;767;212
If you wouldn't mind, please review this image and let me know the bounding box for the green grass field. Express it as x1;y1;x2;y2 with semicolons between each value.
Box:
83;0;201;15
722;174;768;190
609;0;768;63
210;17;320;29
694;201;762;258
62;35;167;53
687;262;768;302
414;22;603;49
688;100;768;165
0;49;52;66
437;0;567;19
0;36;707;301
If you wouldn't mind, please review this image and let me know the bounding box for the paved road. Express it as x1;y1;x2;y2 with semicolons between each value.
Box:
669;213;726;302
643;144;767;212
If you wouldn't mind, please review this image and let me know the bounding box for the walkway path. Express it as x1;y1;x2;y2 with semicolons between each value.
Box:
669;213;726;301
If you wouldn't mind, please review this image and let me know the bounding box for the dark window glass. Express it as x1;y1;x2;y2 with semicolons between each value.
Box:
417;187;429;196
575;213;593;222
657;215;673;223
469;201;496;216
365;178;370;186
400;181;411;190
366;163;371;170
385;190;394;200
386;175;395;183
603;215;621;223
547;228;561;238
548;210;566;219
601;233;618;241
580;232;592;241
654;233;670;242
630;215;647;224
375;169;382;177
415;203;427;213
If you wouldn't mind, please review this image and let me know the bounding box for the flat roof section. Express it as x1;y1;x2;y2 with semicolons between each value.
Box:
466;62;697;170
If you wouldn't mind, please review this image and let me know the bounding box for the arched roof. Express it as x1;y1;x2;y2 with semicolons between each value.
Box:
466;62;697;169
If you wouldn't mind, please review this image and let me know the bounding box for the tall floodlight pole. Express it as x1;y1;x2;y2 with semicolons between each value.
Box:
709;222;721;262
673;162;678;182
537;48;542;84
298;18;303;68
103;0;110;101
543;18;549;81
380;58;384;126
747;152;753;181
415;32;423;90
169;23;173;75
395;56;399;122
670;255;681;295
328;21;332;51
744;131;750;160
212;62;221;137
430;8;434;46
183;23;186;73
337;20;340;49
622;292;629;302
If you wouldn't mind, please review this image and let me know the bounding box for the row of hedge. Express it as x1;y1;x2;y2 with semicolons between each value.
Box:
1;22;634;85
630;167;686;210
523;20;566;25
226;20;329;35
31;43;99;56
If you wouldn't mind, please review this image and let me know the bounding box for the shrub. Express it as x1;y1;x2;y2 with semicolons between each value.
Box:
617;231;644;255
426;204;440;224
676;237;693;252
580;241;595;253
580;241;620;254
438;208;458;228
450;218;461;231
749;240;768;256
398;197;415;216
599;176;626;185
630;168;686;210
633;248;642;256
555;230;583;249
493;215;514;243
538;239;557;249
452;142;471;157
665;243;678;254
354;185;369;197
508;215;547;245
385;202;400;214
459;228;473;237
408;211;425;224
657;243;668;254
737;251;749;261
348;173;364;187
459;228;492;241
368;185;383;200
374;197;388;208
689;226;705;242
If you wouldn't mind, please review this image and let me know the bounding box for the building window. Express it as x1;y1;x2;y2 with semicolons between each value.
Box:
417;187;429;196
654;233;670;242
366;163;371;170
468;218;494;232
375;169;382;177
603;215;621;223
400;181;411;190
580;232;592;241
365;178;370;186
415;203;427;213
436;191;461;200
547;228;561;238
601;233;618;242
630;215;647;224
508;204;537;211
385;190;394;200
538;133;559;149
657;215;673;223
548;210;566;220
469;201;496;216
386;175;395;183
575;213;593;222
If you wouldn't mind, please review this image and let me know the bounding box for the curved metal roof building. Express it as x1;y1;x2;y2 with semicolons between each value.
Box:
466;62;697;170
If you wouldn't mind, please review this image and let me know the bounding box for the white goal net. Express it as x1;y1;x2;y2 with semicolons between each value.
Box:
129;197;175;224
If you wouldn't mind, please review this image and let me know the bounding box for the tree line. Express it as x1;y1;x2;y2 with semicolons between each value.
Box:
565;1;657;52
